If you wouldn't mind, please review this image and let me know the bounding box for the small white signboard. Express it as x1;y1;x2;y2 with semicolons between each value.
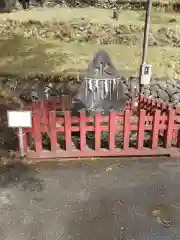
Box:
7;111;32;128
141;64;152;85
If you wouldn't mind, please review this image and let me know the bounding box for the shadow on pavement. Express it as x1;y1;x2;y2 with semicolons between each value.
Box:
0;162;44;192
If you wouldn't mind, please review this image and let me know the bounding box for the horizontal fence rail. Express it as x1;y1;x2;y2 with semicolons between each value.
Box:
17;95;180;160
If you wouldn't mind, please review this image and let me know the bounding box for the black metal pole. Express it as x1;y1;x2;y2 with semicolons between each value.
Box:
139;0;152;94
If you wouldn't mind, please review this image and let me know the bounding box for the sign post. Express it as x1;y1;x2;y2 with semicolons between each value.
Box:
7;111;32;159
140;63;152;85
18;127;25;158
139;0;152;93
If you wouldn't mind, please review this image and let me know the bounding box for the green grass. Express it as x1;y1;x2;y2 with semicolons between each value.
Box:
0;36;180;79
0;8;180;80
0;7;180;29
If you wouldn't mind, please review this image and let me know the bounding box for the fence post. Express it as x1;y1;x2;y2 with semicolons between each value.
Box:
64;111;71;151
160;102;163;113
109;111;116;150
154;99;158;110
137;110;146;149
49;111;57;152
151;99;155;115
40;100;46;119
164;109;175;148
95;112;101;151
32;111;42;155
151;110;161;149
80;111;86;151
177;130;180;148
123;110;130;150
139;94;143;109
147;99;150;116
18;128;28;154
150;98;153;114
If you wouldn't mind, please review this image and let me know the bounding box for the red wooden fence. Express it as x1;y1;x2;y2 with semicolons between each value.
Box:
18;95;180;160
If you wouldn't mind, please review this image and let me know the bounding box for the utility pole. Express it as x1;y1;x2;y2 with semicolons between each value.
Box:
139;0;152;94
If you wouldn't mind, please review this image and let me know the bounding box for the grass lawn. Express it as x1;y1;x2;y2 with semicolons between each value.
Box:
0;7;180;79
0;36;179;79
0;7;180;28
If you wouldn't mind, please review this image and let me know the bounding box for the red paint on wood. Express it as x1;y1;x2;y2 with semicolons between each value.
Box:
176;106;180;115
64;111;71;151
164;109;175;148
32;111;42;155
137;110;146;149
24;147;173;160
18;96;180;160
123;110;130;150
177;129;180;148
80;112;86;151
49;111;57;152
109;111;116;150
152;110;161;149
95;112;101;151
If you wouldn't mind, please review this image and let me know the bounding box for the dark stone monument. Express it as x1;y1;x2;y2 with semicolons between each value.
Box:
74;50;129;114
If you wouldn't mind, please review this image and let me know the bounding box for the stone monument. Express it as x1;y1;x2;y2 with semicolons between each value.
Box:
74;50;129;113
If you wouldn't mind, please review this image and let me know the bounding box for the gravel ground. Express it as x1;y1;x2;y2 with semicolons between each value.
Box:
0;158;180;240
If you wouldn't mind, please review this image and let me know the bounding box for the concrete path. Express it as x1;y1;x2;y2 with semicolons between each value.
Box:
0;158;180;239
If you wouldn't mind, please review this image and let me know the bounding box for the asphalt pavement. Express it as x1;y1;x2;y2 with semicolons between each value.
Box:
0;158;180;240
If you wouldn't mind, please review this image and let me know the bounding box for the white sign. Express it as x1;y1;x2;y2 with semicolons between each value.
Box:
141;64;152;85
7;111;32;128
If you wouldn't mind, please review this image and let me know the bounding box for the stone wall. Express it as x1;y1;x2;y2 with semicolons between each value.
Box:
3;74;180;105
44;0;180;9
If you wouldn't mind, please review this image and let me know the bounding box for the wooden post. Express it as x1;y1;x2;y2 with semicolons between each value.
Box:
139;0;152;93
164;109;175;148
64;111;71;151
95;112;101;151
18;128;28;156
151;110;161;149
123;110;130;150
109;111;116;150
32;111;42;155
49;111;57;152
80;112;86;151
137;110;146;149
